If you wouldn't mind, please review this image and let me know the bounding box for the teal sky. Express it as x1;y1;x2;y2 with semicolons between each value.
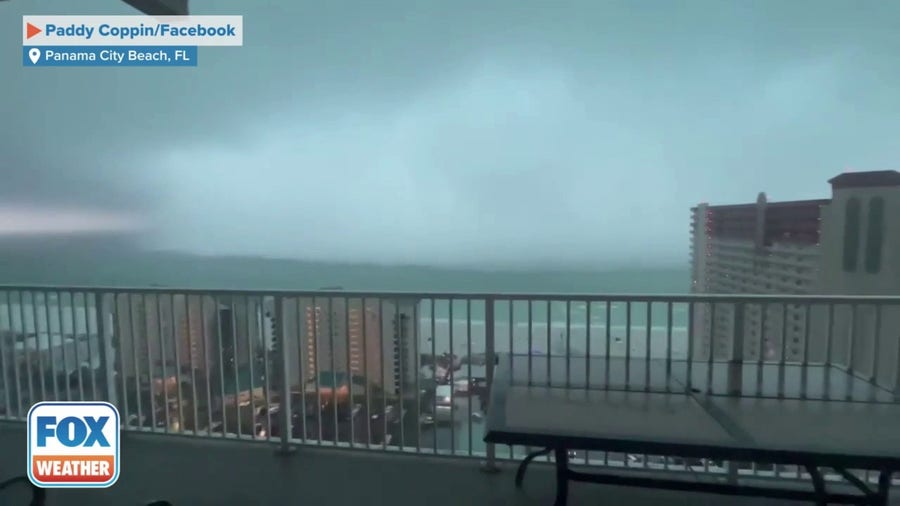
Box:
2;1;899;267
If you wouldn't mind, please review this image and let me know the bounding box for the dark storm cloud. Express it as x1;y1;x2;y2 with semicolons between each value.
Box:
2;0;899;265
0;148;157;212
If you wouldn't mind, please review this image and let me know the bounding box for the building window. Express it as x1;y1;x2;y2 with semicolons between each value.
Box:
865;197;885;274
843;198;861;272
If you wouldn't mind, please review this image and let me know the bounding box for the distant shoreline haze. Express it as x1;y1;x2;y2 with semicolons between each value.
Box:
0;249;689;293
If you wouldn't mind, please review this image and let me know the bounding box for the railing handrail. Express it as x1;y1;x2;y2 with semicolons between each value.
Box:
1;284;899;304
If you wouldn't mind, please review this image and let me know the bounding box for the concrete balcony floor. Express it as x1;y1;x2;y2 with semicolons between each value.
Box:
0;423;890;506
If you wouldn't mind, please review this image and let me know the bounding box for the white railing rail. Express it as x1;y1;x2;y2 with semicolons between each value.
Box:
1;285;899;483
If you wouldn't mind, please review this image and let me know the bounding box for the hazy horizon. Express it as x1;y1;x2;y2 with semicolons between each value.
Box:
0;243;691;292
0;231;688;271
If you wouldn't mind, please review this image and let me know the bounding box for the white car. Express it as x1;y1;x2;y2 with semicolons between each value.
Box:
434;385;454;424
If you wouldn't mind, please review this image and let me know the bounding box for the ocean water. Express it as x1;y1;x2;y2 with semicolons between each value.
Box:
418;299;691;360
0;251;689;293
420;318;690;361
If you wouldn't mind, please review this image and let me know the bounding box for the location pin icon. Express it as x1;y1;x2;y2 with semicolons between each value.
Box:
28;48;41;64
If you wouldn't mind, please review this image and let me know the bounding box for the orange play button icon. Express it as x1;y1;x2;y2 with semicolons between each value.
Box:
26;22;41;39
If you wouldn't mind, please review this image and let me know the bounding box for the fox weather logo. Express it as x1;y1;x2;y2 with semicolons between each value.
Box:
27;401;120;488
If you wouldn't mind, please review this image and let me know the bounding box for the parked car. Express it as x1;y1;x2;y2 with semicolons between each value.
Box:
453;376;487;397
434;385;454;424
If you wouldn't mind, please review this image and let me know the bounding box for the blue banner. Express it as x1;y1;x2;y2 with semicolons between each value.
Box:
23;46;198;67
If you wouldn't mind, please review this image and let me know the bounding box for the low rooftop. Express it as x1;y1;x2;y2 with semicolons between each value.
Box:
829;170;900;189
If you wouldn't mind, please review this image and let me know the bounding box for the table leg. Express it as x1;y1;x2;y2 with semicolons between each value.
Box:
515;447;552;488
875;470;892;506
554;447;569;506
805;465;827;506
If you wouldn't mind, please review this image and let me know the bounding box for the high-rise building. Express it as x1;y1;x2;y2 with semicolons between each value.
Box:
112;293;154;383
389;309;417;397
690;170;900;390
179;295;205;371
113;294;256;383
690;194;827;361
298;298;418;396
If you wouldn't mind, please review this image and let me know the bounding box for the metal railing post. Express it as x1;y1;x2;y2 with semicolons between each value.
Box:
894;304;900;400
726;302;745;484
0;291;11;419
727;302;745;396
481;296;500;473
274;295;295;455
94;292;117;405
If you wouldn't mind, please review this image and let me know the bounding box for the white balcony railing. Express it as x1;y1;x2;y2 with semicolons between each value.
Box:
1;286;899;484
